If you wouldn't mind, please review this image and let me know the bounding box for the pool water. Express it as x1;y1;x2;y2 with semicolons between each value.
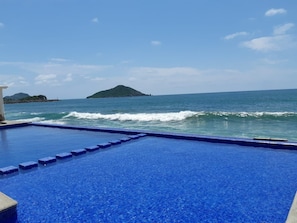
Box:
0;125;128;167
1;125;297;222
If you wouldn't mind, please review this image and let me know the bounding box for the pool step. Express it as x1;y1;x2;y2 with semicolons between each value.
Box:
98;142;112;149
71;149;87;156
0;166;18;176
38;157;57;165
85;145;100;152
109;140;122;145
19;161;38;170
56;152;73;160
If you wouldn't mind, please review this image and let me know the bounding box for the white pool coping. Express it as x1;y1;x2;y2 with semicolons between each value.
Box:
0;192;17;221
286;192;297;223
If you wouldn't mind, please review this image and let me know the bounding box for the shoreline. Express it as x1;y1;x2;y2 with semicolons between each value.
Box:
4;99;59;104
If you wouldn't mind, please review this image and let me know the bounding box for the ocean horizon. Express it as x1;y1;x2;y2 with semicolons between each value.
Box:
4;88;297;141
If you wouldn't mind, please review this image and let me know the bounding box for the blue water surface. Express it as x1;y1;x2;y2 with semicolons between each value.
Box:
0;125;127;167
4;89;297;141
1;136;297;222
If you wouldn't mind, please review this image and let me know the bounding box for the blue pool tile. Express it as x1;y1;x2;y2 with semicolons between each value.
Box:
38;157;57;165
71;149;87;156
85;145;100;152
0;166;18;175
56;152;72;160
19;161;38;170
98;142;112;149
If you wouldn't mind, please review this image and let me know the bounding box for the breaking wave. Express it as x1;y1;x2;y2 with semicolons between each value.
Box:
63;111;297;122
63;111;198;122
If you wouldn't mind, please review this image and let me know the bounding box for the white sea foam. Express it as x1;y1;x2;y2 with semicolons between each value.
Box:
40;120;67;125
62;110;297;123
64;111;199;122
212;111;296;117
16;117;45;122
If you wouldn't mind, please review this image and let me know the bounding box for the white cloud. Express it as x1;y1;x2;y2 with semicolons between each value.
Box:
242;35;294;52
92;17;99;23
242;23;296;52
260;58;287;65
0;75;29;87
63;73;73;82
273;23;294;35
224;32;248;40
91;77;105;81
4;61;111;76
35;74;58;85
265;8;287;17
50;58;70;62
130;67;200;77
151;40;161;46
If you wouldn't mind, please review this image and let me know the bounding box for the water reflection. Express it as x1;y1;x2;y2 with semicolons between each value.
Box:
1;129;8;148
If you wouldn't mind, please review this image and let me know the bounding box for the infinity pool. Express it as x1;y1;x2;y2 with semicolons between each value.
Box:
0;124;128;167
1;123;297;222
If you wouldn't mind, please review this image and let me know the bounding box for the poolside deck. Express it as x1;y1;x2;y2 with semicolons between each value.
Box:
287;192;297;223
0;120;30;128
0;192;17;222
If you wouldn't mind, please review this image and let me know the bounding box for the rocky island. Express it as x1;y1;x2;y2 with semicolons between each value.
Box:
4;93;58;104
87;85;150;99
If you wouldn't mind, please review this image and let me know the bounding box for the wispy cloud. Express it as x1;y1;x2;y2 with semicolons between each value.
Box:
2;61;111;76
91;77;105;81
63;73;73;82
92;17;99;23
224;32;248;40
265;8;287;17
0;75;29;87
242;23;296;52
0;22;4;28
242;35;294;52
273;23;294;35
50;58;70;62
130;67;200;77
0;60;112;88
151;40;161;46
260;58;287;65
35;74;58;85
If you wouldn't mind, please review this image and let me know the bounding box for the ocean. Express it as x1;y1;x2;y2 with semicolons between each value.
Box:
4;89;297;142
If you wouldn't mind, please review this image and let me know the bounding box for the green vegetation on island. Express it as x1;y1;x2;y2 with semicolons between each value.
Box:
4;93;58;104
87;85;150;99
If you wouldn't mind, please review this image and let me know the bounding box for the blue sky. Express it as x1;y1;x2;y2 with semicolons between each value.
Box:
0;0;296;99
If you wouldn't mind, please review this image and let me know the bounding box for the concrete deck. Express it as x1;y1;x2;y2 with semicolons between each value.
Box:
286;192;297;223
0;120;30;127
0;192;18;222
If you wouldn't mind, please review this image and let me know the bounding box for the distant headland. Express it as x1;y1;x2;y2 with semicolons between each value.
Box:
4;93;58;104
87;85;151;99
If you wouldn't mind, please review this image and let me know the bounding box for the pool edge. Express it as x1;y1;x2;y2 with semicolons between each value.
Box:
286;192;297;223
0;192;18;223
28;122;297;151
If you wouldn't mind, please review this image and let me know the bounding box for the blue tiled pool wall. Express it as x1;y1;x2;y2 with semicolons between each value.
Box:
1;136;297;222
